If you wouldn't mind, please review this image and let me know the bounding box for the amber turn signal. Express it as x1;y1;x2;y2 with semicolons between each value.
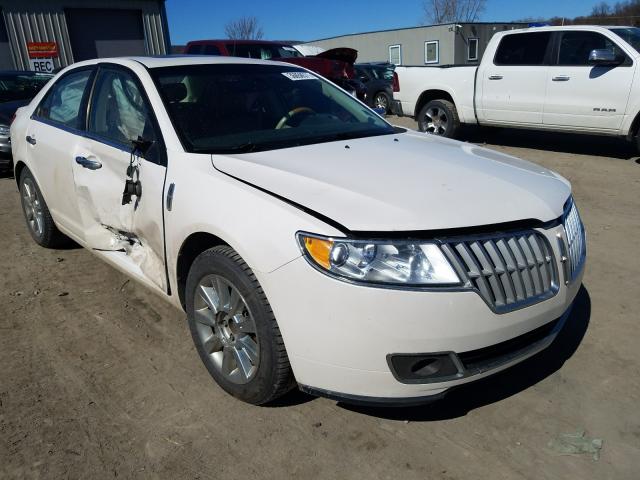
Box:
302;236;333;269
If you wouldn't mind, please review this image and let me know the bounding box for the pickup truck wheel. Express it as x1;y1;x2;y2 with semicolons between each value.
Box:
418;100;460;138
186;245;295;405
373;92;390;112
19;168;68;248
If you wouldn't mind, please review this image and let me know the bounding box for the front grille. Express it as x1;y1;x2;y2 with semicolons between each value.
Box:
440;231;558;313
563;201;586;281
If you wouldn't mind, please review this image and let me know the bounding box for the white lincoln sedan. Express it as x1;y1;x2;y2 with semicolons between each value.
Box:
11;56;586;406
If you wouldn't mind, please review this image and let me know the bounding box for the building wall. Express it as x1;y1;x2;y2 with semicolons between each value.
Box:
305;23;528;66
0;0;170;70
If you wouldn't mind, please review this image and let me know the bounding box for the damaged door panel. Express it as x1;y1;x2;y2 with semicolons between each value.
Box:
71;65;169;292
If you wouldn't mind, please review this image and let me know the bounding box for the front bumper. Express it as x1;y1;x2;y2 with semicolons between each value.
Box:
258;223;584;400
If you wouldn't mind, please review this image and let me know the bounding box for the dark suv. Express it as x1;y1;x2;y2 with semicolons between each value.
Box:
354;63;397;114
184;40;367;102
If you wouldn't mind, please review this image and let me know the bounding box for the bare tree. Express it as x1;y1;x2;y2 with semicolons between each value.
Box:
423;0;487;24
224;16;264;40
591;1;611;16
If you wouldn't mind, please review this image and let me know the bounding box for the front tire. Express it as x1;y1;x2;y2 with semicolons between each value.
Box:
19;168;68;248
185;246;295;405
418;99;460;138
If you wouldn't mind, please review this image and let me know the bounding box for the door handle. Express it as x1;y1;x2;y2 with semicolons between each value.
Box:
75;156;102;170
552;75;571;82
26;135;36;145
488;75;503;80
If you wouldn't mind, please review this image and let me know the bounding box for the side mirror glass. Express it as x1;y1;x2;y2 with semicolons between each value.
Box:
588;49;620;65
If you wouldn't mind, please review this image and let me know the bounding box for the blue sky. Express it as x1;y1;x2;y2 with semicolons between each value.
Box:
166;0;603;44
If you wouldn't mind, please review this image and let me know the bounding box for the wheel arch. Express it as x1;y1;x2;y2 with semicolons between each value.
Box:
414;89;456;118
626;109;640;141
176;231;230;310
13;160;27;187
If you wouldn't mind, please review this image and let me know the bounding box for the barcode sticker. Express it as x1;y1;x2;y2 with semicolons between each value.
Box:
282;72;316;81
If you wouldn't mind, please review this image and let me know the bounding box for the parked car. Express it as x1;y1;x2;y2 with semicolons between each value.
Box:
393;25;640;150
184;39;367;102
0;71;53;170
355;62;396;113
12;56;585;406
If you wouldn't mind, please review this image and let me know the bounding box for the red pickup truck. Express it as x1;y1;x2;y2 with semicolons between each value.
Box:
184;40;367;101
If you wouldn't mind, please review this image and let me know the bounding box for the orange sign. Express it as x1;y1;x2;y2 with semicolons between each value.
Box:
27;42;58;58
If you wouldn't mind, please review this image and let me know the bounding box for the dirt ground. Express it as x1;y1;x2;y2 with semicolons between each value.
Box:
1;119;639;479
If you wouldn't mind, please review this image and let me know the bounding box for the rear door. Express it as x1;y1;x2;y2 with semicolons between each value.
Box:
543;30;635;131
72;64;169;292
479;31;553;124
25;67;95;236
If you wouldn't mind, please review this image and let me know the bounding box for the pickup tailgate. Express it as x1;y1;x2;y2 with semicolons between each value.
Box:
394;65;477;122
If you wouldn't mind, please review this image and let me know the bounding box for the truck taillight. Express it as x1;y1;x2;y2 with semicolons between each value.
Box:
392;72;399;92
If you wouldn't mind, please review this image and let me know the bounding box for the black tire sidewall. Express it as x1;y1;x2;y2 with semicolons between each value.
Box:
185;248;285;405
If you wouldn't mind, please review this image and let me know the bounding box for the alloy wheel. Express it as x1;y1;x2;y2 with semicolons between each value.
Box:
22;177;44;238
423;106;449;135
193;274;259;384
374;93;388;111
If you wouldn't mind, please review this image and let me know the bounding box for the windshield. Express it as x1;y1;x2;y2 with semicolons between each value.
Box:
0;73;52;103
151;64;394;154
610;27;640;53
225;44;303;60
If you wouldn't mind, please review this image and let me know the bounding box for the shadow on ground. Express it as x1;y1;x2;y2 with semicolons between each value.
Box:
463;126;637;161
338;286;591;421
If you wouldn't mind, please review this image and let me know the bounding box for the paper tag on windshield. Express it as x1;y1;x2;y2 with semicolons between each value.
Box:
282;72;316;81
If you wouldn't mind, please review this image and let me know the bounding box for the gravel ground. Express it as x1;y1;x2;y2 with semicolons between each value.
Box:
1;119;639;479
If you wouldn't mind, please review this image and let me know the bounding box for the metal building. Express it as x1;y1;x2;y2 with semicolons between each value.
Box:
305;23;529;66
0;0;170;72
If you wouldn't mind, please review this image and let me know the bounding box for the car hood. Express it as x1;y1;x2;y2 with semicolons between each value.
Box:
313;47;358;64
0;99;29;125
211;130;570;232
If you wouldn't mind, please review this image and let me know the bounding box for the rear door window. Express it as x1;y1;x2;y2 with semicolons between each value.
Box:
494;32;552;66
36;69;92;129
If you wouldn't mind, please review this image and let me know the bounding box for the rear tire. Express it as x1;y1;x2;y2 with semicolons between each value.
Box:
185;245;295;405
418;99;460;139
373;91;390;113
19;168;68;248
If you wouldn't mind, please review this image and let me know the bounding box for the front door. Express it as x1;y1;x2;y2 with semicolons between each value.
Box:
479;31;553;124
71;65;169;292
543;30;635;131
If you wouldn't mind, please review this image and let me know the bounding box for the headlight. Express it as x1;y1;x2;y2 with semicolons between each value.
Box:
0;124;9;136
297;232;460;287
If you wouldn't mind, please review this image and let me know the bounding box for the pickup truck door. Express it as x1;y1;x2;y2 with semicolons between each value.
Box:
543;30;635;131
478;31;553;124
71;65;169;293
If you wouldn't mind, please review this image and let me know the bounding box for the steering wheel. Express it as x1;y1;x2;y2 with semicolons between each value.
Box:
275;107;316;129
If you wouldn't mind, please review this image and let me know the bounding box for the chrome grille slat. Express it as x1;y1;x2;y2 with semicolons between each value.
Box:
563;200;586;281
442;230;558;313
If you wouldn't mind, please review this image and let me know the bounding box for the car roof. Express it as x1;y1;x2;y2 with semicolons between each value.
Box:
65;55;300;70
500;24;634;35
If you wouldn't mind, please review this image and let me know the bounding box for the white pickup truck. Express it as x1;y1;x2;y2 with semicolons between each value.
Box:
394;25;640;149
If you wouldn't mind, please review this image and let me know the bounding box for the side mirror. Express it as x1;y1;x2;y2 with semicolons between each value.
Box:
588;49;620;66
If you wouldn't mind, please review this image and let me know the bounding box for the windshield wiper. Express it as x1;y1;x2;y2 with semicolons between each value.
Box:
204;142;258;154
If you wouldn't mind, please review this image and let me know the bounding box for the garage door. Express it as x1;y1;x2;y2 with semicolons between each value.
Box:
65;8;146;61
